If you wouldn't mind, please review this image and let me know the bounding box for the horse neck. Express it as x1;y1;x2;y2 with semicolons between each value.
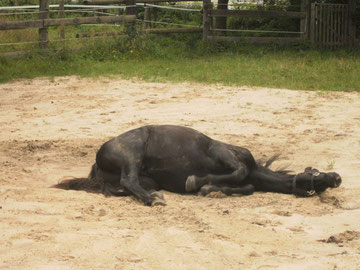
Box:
249;165;295;194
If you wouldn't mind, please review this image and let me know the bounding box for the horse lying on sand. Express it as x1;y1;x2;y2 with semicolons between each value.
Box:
54;125;342;206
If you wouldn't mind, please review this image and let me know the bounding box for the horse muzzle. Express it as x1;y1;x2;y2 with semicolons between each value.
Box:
329;173;342;188
334;175;342;188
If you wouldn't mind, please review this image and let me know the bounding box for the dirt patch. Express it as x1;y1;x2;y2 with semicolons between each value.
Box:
320;230;360;245
1;76;360;269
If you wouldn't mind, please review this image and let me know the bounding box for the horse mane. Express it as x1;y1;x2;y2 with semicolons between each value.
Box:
256;154;292;174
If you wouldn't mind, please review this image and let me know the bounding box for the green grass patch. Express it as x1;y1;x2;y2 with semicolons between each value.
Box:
1;35;359;92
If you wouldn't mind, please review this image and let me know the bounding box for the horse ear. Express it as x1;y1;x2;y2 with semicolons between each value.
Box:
304;167;320;174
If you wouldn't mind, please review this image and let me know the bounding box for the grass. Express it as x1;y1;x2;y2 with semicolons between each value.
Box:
326;160;336;170
0;34;360;92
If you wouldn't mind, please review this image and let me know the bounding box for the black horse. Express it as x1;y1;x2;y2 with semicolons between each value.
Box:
54;125;342;206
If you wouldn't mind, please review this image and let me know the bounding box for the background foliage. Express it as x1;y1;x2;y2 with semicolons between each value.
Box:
0;0;359;91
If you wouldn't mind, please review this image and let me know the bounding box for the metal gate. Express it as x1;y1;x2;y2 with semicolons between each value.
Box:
310;3;350;47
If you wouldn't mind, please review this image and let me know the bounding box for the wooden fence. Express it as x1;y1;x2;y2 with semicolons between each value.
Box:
203;0;308;44
0;0;137;49
0;0;357;51
0;0;202;50
310;3;352;47
202;0;356;46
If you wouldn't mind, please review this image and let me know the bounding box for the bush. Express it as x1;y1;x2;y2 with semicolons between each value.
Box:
0;0;39;6
227;1;300;37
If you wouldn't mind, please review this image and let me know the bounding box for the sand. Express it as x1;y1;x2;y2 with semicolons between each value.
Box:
1;76;360;269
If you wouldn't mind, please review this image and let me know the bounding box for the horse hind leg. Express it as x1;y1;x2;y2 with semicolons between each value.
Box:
150;191;166;206
90;162;163;203
139;176;166;206
101;182;130;197
101;175;165;206
90;164;128;197
185;165;249;193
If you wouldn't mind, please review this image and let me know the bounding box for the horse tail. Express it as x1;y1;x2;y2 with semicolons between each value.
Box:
88;162;98;181
52;163;102;192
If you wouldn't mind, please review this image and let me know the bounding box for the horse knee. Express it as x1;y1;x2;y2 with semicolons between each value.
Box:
234;166;248;182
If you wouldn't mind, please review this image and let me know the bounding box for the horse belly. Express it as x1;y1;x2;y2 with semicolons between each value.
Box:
142;154;223;193
143;155;207;175
146;171;188;193
142;125;226;192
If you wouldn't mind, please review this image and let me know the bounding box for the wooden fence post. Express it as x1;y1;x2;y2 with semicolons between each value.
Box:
126;0;136;35
39;0;49;49
59;0;65;40
310;2;315;43
349;0;356;45
153;2;158;24
215;0;228;36
202;0;211;40
143;6;151;29
300;0;310;40
15;0;19;20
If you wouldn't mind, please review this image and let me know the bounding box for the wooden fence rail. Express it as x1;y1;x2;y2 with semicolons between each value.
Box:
208;36;303;43
209;10;307;19
84;0;201;4
0;16;136;31
76;27;201;38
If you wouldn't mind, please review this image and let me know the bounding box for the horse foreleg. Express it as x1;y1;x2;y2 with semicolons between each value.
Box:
186;164;249;192
185;142;249;192
221;185;254;196
199;184;255;197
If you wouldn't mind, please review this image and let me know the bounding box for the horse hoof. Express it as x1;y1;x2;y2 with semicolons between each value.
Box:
185;175;198;192
152;198;166;206
151;191;164;200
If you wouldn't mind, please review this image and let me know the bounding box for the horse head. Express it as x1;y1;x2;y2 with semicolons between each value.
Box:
292;167;342;197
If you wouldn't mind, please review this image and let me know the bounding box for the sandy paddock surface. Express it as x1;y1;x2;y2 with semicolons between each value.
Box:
1;77;360;270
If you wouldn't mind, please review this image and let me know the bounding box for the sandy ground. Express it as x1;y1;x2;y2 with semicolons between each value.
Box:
1;76;360;270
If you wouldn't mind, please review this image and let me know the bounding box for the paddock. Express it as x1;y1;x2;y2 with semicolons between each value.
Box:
0;0;357;56
1;77;360;269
